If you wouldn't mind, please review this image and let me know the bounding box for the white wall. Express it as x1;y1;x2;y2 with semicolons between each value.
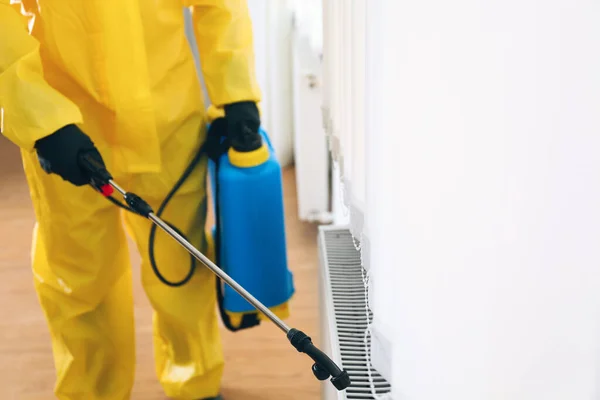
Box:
383;0;600;399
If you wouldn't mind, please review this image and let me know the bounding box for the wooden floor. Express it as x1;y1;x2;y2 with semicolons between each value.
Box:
0;137;321;399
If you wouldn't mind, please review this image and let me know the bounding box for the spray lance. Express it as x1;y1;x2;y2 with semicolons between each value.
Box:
76;151;351;392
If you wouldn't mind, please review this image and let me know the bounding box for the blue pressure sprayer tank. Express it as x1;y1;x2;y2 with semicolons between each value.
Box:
207;126;294;331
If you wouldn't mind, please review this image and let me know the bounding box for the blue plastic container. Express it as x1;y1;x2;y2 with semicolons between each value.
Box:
208;128;294;315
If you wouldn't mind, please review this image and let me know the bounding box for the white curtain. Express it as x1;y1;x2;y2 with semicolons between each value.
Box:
322;0;365;241
322;0;394;393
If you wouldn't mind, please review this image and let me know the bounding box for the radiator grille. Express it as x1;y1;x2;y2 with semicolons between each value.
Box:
321;228;392;399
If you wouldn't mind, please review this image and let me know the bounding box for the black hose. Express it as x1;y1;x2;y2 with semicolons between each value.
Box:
104;121;227;288
146;147;205;287
105;143;206;287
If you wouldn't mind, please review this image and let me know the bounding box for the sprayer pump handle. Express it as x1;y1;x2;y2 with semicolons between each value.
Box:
78;152;114;196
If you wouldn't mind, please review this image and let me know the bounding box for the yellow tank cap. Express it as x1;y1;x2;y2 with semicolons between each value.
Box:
228;143;270;168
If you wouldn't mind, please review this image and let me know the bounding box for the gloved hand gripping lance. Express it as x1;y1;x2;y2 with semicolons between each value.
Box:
77;152;352;392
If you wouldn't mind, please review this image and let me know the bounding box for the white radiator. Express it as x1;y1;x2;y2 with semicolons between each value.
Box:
318;226;392;399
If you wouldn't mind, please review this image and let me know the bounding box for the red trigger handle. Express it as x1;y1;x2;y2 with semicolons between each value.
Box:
78;152;114;197
100;184;114;197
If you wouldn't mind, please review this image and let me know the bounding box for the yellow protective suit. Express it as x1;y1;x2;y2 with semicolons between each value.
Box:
0;1;261;399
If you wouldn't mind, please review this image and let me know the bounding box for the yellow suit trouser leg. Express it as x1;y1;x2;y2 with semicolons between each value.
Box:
20;110;222;398
124;154;224;400
21;152;136;400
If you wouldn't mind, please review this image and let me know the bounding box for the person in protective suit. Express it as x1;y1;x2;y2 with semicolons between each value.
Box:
0;1;263;399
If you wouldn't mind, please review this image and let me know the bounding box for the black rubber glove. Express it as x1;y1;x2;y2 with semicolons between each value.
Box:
224;101;262;152
35;124;106;186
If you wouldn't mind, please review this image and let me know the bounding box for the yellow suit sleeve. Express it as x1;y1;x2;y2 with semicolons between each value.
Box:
0;2;82;151
185;0;262;121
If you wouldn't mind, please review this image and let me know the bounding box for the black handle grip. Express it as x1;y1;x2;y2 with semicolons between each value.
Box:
287;328;351;391
78;151;112;185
